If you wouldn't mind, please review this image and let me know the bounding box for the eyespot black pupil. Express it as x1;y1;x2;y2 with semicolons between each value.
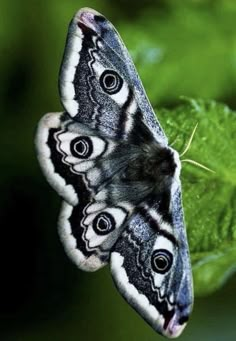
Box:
155;256;168;270
98;216;109;231
105;75;115;88
75;140;86;154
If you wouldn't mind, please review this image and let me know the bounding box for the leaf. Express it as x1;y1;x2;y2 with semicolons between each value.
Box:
157;98;236;296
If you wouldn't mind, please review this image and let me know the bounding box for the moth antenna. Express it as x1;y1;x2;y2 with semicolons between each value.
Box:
180;123;198;157
170;136;179;147
181;159;215;173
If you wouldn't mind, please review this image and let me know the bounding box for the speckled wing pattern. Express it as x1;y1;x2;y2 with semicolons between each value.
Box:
35;8;193;338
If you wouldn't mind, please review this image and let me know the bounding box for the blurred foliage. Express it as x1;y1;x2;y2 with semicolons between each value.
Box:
1;0;236;340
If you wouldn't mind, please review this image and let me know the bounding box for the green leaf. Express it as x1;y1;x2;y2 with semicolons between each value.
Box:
157;98;236;296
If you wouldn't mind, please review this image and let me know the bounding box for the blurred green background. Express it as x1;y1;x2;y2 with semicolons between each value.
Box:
1;0;236;340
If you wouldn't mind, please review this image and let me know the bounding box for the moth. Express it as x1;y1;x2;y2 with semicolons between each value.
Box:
35;8;193;338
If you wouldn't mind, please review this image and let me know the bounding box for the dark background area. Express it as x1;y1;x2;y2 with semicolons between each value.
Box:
1;1;236;340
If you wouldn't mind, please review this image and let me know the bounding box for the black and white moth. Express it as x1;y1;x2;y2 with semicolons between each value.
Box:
35;8;193;338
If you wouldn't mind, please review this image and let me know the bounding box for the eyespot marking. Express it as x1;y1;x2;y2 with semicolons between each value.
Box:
93;212;116;235
151;249;173;274
99;70;123;95
70;136;93;159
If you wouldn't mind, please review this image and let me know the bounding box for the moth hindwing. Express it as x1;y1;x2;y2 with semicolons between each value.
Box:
35;7;193;338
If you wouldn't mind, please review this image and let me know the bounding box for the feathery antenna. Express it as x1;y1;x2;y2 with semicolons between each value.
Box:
180;123;198;157
179;123;215;173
